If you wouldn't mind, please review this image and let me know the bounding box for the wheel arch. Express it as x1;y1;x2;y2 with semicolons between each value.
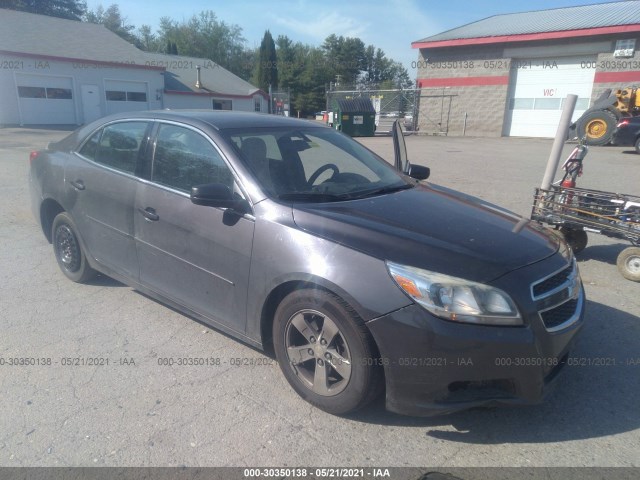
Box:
259;276;374;355
40;198;65;243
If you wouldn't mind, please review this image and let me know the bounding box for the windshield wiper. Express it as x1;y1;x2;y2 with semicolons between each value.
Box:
348;183;414;199
277;192;348;202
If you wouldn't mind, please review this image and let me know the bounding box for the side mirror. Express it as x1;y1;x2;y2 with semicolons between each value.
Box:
191;183;244;210
407;164;430;180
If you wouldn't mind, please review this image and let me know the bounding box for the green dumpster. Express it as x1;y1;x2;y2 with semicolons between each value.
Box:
333;98;376;137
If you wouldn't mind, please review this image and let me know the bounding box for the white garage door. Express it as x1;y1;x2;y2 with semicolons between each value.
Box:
16;74;76;125
505;56;596;138
104;80;149;115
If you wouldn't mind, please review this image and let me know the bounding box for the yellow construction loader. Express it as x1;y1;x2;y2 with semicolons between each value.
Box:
573;86;640;145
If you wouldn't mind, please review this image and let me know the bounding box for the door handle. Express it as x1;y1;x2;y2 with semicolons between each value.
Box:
69;179;85;191
138;207;159;221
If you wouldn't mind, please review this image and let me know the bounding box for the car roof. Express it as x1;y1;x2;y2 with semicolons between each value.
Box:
50;110;331;152
101;110;328;131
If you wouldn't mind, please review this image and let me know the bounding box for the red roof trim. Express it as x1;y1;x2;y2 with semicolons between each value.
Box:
0;50;165;71
417;76;509;87
594;70;640;83
164;89;269;99
412;24;640;49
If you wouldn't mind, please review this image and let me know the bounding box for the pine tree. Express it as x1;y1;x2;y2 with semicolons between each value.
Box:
254;30;278;92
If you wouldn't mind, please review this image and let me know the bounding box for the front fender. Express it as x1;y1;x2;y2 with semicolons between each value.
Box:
245;213;413;342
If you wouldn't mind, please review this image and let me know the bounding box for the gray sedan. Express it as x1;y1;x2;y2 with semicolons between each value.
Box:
29;111;584;416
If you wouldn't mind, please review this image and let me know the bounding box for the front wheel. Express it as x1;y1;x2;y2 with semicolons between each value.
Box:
52;212;96;283
560;226;588;253
577;110;617;146
273;289;383;415
617;247;640;282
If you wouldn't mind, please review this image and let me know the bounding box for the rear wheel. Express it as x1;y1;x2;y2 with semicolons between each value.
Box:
560;226;588;253
52;212;96;283
617;247;640;282
577;110;617;146
634;137;640;154
273;289;382;415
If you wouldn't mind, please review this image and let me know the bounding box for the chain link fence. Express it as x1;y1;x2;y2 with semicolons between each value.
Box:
326;87;418;133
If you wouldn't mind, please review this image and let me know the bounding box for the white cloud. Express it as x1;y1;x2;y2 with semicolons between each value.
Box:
271;11;369;41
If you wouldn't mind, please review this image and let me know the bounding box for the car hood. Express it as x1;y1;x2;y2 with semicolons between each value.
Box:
292;183;559;283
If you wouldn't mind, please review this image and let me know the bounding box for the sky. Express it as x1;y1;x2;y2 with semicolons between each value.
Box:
85;0;624;75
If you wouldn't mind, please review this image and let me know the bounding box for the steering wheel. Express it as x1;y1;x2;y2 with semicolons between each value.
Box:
308;164;339;185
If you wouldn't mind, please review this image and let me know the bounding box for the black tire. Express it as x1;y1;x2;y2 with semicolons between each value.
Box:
273;289;383;415
634;137;640;155
560;226;588;254
577;110;617;146
52;212;96;283
616;247;640;282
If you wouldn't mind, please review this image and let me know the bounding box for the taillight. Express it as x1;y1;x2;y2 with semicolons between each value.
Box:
617;119;630;128
29;151;39;165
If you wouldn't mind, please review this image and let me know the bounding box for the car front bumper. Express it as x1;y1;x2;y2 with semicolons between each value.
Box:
367;258;585;416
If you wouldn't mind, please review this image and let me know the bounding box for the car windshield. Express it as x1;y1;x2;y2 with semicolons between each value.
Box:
221;126;411;202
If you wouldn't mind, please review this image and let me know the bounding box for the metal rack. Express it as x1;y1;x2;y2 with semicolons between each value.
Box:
531;185;640;281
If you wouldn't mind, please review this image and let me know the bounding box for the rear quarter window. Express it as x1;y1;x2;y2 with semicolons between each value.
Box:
78;130;101;160
79;122;149;174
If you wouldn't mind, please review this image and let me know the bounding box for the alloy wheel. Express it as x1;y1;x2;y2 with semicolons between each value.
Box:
284;309;352;396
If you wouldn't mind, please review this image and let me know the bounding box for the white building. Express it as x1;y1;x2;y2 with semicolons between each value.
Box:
0;9;268;126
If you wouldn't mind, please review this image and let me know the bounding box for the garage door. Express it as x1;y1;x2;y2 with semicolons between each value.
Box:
16;74;76;125
505;56;596;137
104;80;149;115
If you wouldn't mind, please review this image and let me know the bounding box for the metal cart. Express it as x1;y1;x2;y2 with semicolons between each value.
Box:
531;185;640;281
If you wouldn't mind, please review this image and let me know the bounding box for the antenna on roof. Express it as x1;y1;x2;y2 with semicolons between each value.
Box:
195;65;202;89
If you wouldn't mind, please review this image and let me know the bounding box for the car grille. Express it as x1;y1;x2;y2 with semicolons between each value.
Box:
531;259;582;332
532;264;573;298
540;298;579;330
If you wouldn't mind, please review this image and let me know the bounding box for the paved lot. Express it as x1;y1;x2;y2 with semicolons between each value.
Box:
0;127;639;470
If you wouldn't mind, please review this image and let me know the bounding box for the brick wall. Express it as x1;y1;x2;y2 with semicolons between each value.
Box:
414;46;511;137
417;85;509;137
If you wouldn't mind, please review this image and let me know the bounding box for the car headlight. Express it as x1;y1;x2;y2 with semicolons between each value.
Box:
386;261;523;326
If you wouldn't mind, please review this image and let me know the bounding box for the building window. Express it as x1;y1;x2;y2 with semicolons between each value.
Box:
511;97;590;111
213;99;232;110
254;99;261;112
106;91;146;102
127;91;147;102
534;98;561;110
614;39;635;57
46;88;72;99
106;90;126;101
510;98;534;110
575;98;590;110
18;86;46;98
18;86;72;99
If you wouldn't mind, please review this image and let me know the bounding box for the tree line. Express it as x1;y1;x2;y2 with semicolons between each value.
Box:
2;0;413;115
